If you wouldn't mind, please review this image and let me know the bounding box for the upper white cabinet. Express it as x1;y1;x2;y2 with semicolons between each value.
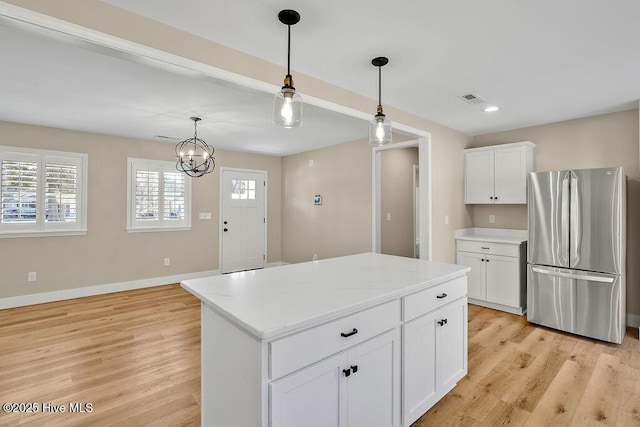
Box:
464;141;535;204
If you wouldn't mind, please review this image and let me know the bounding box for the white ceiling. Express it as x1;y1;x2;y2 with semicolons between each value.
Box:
0;19;371;156
1;1;639;158
103;0;640;135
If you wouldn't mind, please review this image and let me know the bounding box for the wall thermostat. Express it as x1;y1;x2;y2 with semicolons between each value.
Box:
313;195;322;205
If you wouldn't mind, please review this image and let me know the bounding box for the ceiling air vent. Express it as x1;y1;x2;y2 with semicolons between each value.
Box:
458;93;487;105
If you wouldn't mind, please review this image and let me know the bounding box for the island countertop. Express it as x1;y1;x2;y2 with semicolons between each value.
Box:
181;252;469;340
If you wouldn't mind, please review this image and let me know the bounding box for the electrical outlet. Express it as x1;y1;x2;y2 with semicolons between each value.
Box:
164;258;170;266
28;272;37;282
386;213;391;222
444;215;449;225
489;214;496;224
309;159;314;166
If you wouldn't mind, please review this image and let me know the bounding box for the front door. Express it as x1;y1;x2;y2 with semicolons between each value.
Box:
221;168;266;274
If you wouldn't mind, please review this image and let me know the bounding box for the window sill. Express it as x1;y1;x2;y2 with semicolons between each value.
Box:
126;226;192;233
0;229;88;239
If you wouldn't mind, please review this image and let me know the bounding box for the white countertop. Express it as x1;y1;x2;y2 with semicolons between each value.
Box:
454;227;527;244
181;253;469;340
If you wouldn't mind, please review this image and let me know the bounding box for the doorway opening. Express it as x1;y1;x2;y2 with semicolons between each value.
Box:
372;138;432;260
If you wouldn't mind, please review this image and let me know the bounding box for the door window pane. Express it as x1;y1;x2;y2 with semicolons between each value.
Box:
231;179;256;200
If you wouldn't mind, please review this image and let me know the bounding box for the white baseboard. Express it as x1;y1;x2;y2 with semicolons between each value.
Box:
0;269;219;310
266;262;289;268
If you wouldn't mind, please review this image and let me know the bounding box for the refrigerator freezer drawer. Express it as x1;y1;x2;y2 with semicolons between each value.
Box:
527;265;623;344
576;274;623;344
527;266;576;334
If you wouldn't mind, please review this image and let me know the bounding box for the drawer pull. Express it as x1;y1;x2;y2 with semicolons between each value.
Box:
481;247;490;250
436;293;448;299
340;328;358;338
350;365;358;374
343;368;351;377
481;259;485;262
437;318;448;326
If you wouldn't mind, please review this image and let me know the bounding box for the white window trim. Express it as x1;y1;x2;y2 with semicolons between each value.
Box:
126;158;192;233
0;145;88;239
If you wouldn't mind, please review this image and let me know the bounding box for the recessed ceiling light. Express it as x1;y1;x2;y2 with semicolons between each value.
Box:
484;106;499;113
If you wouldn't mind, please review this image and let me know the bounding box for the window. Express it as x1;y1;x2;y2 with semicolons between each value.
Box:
127;158;191;232
231;179;256;200
0;146;87;238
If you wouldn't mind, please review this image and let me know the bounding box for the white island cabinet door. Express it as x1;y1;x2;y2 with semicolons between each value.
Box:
403;297;468;427
436;298;468;392
402;310;438;426
270;351;348;427
347;330;400;427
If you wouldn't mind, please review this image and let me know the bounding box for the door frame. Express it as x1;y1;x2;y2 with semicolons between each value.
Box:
372;138;432;261
219;167;268;273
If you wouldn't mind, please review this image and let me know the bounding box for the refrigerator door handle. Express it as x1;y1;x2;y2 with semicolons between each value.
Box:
531;267;614;283
560;175;570;264
570;171;581;267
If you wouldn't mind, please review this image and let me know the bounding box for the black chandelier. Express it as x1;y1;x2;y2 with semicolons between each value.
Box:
175;117;215;177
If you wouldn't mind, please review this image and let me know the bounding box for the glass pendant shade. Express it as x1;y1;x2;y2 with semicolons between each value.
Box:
273;85;302;128
369;113;393;146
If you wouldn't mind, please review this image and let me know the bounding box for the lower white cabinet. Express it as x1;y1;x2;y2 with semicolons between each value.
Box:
270;329;399;427
456;237;526;315
402;297;467;426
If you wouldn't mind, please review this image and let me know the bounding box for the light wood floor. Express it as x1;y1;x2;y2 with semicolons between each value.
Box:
1;285;639;426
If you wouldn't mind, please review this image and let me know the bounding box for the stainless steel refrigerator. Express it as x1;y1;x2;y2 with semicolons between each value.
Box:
527;167;625;344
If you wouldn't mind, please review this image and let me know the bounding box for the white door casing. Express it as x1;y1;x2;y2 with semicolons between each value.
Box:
220;168;266;274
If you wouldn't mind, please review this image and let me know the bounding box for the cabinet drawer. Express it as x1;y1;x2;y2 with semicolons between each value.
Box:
269;300;400;380
403;276;466;322
456;240;519;257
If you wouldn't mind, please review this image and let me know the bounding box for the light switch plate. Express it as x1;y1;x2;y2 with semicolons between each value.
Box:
489;214;495;224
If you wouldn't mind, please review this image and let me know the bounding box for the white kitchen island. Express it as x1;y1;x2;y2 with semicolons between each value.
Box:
181;253;470;427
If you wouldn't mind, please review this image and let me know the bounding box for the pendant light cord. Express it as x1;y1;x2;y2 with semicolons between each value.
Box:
378;65;382;106
287;24;291;76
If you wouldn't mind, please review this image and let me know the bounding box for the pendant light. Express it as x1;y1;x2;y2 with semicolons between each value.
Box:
369;56;392;146
175;117;215;177
273;9;302;128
